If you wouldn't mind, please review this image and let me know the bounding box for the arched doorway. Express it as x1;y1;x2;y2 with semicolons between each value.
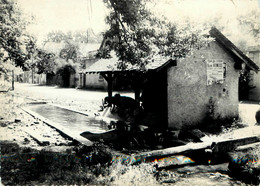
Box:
57;65;76;87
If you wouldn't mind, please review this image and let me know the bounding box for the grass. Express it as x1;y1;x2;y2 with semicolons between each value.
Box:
1;142;113;185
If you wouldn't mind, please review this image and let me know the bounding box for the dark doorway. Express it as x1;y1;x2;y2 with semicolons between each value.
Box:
238;70;251;101
57;65;76;87
141;70;168;129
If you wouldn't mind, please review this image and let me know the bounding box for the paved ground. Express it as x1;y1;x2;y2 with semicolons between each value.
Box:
239;102;260;126
14;83;134;115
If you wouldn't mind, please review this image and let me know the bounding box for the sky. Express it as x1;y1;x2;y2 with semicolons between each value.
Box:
17;0;259;45
18;0;109;43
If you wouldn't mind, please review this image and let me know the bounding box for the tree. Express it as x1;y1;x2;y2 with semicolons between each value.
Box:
0;0;32;70
45;31;79;63
33;49;56;74
236;9;260;46
59;43;78;62
0;0;36;89
101;0;212;70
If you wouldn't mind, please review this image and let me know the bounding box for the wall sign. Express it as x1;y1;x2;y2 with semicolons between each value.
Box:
207;59;226;85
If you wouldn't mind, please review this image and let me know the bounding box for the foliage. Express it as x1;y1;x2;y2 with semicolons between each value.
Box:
1;142;112;185
56;65;76;76
46;30;102;44
18;35;57;74
209;7;260;50
237;9;260;45
42;30;103;74
44;31;79;63
34;48;56;74
59;42;78;62
101;0;212;70
45;30;102;63
0;0;33;72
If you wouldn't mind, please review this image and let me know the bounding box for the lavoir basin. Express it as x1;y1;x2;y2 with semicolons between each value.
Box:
24;104;109;137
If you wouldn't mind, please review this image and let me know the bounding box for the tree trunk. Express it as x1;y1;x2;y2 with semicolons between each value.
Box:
11;70;14;90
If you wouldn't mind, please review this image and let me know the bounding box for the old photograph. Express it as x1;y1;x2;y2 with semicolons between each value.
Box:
0;0;260;185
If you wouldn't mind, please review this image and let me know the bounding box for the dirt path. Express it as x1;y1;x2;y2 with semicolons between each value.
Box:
0;89;73;151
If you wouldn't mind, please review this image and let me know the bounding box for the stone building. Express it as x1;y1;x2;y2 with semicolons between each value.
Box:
85;27;259;130
167;28;258;130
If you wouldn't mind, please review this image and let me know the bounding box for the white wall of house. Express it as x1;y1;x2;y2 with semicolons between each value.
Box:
167;41;240;130
85;73;108;90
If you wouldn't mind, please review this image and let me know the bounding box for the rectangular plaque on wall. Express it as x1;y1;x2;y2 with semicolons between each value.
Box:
207;59;226;85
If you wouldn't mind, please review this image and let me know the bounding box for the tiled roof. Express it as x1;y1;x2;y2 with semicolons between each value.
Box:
85;55;174;73
78;43;100;58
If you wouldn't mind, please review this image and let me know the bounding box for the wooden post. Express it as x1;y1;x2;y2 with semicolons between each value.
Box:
32;69;34;84
134;86;140;101
107;73;113;98
101;72;116;98
132;72;142;101
83;73;86;88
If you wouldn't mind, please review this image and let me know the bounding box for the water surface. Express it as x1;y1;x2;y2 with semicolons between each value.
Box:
26;104;108;134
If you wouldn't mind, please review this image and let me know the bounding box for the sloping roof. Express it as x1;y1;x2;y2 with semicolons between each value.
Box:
210;27;259;72
86;27;259;74
78;43;100;58
85;54;175;73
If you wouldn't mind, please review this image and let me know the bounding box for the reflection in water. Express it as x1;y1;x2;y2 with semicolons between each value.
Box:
26;104;108;134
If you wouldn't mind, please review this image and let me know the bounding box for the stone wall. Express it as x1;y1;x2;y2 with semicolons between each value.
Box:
167;41;240;130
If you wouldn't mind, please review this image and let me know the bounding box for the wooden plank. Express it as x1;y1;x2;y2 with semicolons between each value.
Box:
212;136;260;153
132;136;260;164
235;142;260;151
23;128;50;146
133;142;212;163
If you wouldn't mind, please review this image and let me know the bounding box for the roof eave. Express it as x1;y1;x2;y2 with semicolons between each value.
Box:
210;27;259;73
